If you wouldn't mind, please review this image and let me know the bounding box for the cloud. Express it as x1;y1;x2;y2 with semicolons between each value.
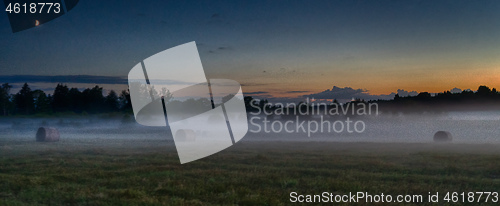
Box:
8;82;128;95
145;79;203;85
450;87;462;93
9;83;54;92
259;68;303;81
243;91;272;99
0;75;127;85
0;75;218;92
207;45;231;54
211;13;220;18
303;86;363;99
240;82;273;87
206;12;229;26
286;90;309;93
396;89;418;97
244;91;268;95
302;86;395;102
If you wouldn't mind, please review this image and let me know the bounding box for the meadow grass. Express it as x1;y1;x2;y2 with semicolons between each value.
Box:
1;140;500;205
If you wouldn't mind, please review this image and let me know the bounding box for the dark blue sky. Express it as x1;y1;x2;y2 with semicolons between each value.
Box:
1;0;499;98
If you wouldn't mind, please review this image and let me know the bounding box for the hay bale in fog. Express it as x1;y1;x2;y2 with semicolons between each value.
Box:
36;127;60;142
175;129;196;142
433;131;452;142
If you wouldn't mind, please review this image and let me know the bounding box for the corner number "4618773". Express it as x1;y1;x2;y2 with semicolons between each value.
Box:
5;3;61;14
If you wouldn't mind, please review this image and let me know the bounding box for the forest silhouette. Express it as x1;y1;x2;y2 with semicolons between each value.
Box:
0;83;499;116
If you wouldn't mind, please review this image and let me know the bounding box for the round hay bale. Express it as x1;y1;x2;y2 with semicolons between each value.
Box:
175;129;196;142
433;131;452;142
36;127;60;142
207;114;224;124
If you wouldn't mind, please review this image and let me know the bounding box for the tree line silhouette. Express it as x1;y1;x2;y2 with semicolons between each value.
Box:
244;85;500;114
0;83;499;116
374;85;500;113
0;83;132;116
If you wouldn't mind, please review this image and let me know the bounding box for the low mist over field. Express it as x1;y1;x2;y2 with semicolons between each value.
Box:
1;111;500;148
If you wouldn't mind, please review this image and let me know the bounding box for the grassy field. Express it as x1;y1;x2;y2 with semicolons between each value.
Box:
1;140;500;205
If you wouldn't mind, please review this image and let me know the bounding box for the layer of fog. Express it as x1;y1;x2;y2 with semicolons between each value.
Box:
1;111;500;144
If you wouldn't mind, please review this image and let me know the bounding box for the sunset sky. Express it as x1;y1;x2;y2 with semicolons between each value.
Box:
1;0;499;102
